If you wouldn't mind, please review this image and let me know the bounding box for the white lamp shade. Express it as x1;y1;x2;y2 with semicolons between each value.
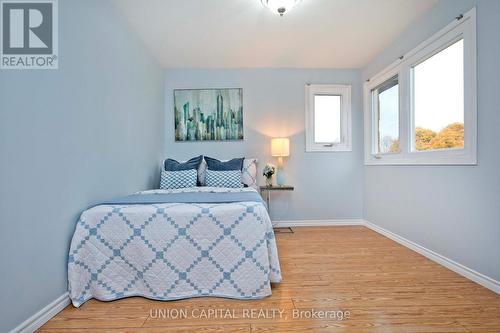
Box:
271;138;290;157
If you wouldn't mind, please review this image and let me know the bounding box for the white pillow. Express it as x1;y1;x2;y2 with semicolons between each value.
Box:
242;158;258;189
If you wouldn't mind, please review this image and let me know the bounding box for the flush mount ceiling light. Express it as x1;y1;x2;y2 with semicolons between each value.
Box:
261;0;302;16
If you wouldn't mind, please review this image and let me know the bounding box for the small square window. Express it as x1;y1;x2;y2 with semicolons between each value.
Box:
306;84;351;152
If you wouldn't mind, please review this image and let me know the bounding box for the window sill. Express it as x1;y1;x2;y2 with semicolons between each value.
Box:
307;146;352;152
364;153;477;166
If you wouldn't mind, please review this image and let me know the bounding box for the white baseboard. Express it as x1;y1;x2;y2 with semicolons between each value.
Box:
364;220;500;294
273;219;365;228
9;292;70;333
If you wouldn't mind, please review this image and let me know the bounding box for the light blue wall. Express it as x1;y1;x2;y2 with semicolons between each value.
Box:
164;69;363;221
363;0;500;281
0;1;164;331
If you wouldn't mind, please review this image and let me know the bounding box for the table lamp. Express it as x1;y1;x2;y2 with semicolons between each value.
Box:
271;137;290;186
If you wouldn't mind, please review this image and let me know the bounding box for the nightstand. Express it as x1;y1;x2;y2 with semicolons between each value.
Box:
259;185;294;233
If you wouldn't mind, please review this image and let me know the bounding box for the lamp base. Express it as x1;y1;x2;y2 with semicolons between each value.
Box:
276;168;285;186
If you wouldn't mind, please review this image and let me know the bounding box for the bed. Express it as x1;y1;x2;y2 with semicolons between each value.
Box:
68;186;281;307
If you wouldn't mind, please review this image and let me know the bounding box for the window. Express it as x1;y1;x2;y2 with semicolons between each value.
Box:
306;84;351;152
314;95;341;143
364;7;476;165
412;39;464;151
372;75;399;154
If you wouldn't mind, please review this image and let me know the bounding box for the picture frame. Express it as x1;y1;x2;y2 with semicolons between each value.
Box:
174;88;244;141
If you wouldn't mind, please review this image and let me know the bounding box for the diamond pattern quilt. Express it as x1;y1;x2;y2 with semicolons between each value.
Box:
68;187;281;307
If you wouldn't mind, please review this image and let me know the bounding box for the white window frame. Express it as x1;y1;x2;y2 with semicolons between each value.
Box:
306;84;352;152
364;7;476;165
369;68;403;156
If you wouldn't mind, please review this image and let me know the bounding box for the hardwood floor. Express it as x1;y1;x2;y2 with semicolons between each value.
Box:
38;227;500;332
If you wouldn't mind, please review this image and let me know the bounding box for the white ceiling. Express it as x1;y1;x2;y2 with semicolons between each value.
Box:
112;0;438;69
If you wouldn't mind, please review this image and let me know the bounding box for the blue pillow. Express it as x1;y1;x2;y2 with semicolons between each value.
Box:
204;156;244;171
164;155;203;171
205;170;243;188
160;169;197;189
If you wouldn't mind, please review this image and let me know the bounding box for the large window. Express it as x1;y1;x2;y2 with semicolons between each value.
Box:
364;8;476;165
306;84;351;152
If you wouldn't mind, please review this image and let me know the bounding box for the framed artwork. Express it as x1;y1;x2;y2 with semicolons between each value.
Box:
174;88;244;141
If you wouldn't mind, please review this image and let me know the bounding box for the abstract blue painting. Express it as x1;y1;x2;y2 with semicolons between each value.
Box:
174;88;243;141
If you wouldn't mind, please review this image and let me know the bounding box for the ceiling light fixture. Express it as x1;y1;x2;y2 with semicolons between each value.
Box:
261;0;302;17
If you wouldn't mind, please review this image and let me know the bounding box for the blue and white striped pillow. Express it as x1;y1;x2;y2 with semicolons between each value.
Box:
160;169;197;189
205;170;243;188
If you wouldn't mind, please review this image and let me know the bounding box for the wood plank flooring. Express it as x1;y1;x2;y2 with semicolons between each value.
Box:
38;227;500;332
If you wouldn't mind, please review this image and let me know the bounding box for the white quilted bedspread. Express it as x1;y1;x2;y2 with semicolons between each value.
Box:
68;187;281;307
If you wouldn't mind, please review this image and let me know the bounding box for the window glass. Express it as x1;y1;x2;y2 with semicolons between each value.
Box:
314;95;341;143
413;39;464;151
372;76;399;154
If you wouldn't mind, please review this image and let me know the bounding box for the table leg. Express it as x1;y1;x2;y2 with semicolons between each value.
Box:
267;191;271;214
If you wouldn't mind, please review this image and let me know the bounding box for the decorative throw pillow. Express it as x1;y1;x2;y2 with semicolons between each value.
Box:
164;155;203;171
160;169;197;189
205;170;243;188
242;158;258;189
204;156;244;171
198;160;208;185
